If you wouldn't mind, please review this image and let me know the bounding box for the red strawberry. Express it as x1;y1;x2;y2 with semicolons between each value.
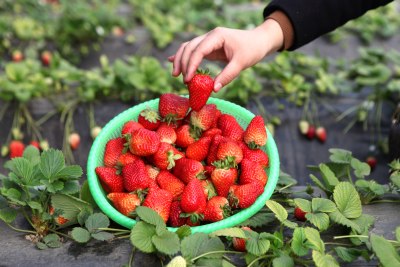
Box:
212;109;222;128
55;215;69;225
152;142;184;170
168;201;186;227
187;70;214;111
142;187;173;222
315;126;327;143
211;165;238;197
156;170;185;200
121;120;143;136
243;115;267;149
185;136;212;162
138;107;161;130
228;182;264;209
159;94;190;124
202;127;222;138
146;164;160;180
200;179;217;200
232;227;252;252
104;137;126;167
216;140;243;166
29;140;41;150
107;192;141;216
156;124;177;144
68;132;80;150
218;114;244;142
204;165;216;178
175;124;196;148
239;159;268;186
129;128;160;156
122;159;151;192
9;140;25;158
298;120;309;135
306;125;316;140
180;179;207;222
41;51;52;66
112;26;124;36
203;196;231;222
190;104;217;133
173;158;205;184
207;135;227;165
366;156;377;171
117;152;139;167
294;207;307;221
12;50;23;62
95;166;124;193
240;143;269;168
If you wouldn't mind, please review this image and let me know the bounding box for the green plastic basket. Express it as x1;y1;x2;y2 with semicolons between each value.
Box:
87;97;280;234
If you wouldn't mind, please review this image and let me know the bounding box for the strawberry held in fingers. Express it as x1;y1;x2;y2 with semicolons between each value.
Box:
9;140;25;158
129;128;160;156
108;192;141;216
187;69;214;111
138;107;161;130
159;93;190;124
95;166;124;193
244;115;267;149
316;126;327;143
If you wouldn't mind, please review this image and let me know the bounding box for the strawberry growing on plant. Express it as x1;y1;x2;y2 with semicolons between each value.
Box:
232;226;252;252
243;115;267;149
138;107;161;130
306;125;316;140
294;206;307;221
41;51;52;66
366;156;377;171
12;50;23;62
187;69;214;111
30;140;41;150
90;126;102;139
68;132;80;150
316;126;327;143
9;140;25;158
298;120;309;135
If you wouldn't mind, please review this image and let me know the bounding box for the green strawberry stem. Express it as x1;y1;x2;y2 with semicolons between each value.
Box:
190;250;242;262
334;235;400;245
5;223;37;235
48;228;72;240
247;255;274;267
97;227;130;232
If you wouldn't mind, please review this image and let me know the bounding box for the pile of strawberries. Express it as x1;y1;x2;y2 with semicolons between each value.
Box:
95;92;270;227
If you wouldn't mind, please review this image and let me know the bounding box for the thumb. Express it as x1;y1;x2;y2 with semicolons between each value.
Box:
213;60;242;92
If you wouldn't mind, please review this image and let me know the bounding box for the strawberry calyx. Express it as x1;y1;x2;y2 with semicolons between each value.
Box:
134;189;149;202
180;212;204;224
140;107;160;123
166;150;183;170
247;141;261;150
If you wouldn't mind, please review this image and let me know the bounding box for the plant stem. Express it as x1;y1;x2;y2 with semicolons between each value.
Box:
325;242;354;246
128;247;135;267
97;227;130;232
48;228;72;240
334;235;368;240
368;199;400;204
115;235;130;239
36;109;58;126
190;250;242;262
21;208;35;229
6;223;37;235
247;255;273;267
278;183;296;193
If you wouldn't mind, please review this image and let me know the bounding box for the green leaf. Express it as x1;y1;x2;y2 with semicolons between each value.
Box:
51;194;93;226
181;233;224;261
329;148;352;164
85;213;110;233
71;227;91;243
311;198;336;213
175;225;191;239
210;228;246;238
152;230;180;255
27;201;43;212
329;210;361;232
91;231;114;241
246;236;270;256
390;174;400;188
22;146;40;165
130;221;157;253
9;158;36;186
238;209;275;228
36;242;48;250
370;234;400;267
59;181;80;195
0;206;17;223
319;164;339;190
77;208;92;226
310;174;329;193
333;182;361;219
80;180;97;208
266;200;287;222
282;219;298;229
43;234;62;248
334;246;364;262
222;259;236;267
351;158;370;179
396;227;400;242
294;199;311;213
54;165;83;180
306;213;330;231
312;251;339;267
273;253;294;267
291;228;309;256
40;149;65;181
135;206;165;229
304;227;324;253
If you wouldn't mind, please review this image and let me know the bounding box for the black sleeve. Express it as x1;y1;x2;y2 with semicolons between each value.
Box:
263;0;394;50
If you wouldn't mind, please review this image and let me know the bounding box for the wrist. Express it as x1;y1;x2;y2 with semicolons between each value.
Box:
253;18;285;56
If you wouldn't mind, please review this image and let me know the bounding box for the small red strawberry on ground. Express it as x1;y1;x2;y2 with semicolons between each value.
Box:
216;140;243;166
122;159;151;192
121;120;143;136
152;142;183;170
228;181;264;209
218;114;244;142
366;156;377;171
211;164;238;198
156;124;177;144
68;132;80;150
315;126;327;143
175;124;196;148
41;51;52;66
142;187;173;222
232;226;252;252
306;125;316;140
29;140;41;150
180;178;207;223
190;104;217;133
294;207;307;221
185;136;212;162
95;166;125;193
9;140;25;158
107;192;141;216
104;137;126;167
159;93;190;124
244;115;267;149
12;50;23;62
298;120;309;136
187;69;214;111
240;143;269;168
117;152;139;167
200;179;217;200
173;158;205;184
239;159;268;186
138;107;161;130
168;201;187;227
129;128;160;156
203;196;231;222
156;170;185;200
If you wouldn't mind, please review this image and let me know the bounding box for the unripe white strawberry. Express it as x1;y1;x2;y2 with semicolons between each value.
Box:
69;132;81;150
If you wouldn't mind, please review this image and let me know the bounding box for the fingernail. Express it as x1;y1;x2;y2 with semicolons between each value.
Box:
214;82;222;92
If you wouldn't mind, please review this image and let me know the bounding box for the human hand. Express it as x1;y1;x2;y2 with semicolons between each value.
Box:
168;19;284;92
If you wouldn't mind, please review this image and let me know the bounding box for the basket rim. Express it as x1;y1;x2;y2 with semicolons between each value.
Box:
87;97;280;233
